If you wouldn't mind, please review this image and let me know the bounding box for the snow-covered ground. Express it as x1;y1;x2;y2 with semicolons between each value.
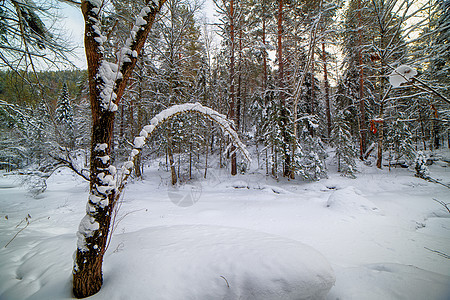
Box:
1;151;449;299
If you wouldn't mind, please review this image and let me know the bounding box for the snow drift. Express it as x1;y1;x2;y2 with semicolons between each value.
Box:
326;186;379;214
102;225;335;300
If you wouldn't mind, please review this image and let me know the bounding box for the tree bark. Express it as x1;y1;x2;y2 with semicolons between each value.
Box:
376;119;384;169
277;0;292;178
73;1;166;298
167;135;177;185
262;7;267;97
322;42;331;138
228;0;237;176
310;51;315;116
376;86;391;169
237;27;242;132
357;0;367;160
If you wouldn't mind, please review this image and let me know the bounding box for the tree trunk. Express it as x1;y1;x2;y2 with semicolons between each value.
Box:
73;1;166;297
357;0;366;159
229;0;237;176
262;11;267;99
447;129;450;149
277;0;292;178
134;152;142;178
322;42;331;138
167;136;177;185
189;142;192;180
219;138;223;168
376;86;391;169
237;27;242;132
272;146;275;176
310;52;315;116
376;121;384;169
419;109;427;150
134;59;145;178
265;147;268;175
204;136;209;179
73;109;116;298
430;120;435;151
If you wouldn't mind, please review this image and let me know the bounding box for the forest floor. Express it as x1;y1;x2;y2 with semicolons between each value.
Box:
0;149;449;299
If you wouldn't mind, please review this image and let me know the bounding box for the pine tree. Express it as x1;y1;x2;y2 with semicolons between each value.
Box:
432;0;450;95
331;111;357;178
262;93;284;178
0;0;73;71
294;117;328;181
384;113;415;166
414;151;429;179
55;83;75;149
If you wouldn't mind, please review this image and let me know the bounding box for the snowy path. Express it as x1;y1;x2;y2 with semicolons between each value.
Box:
0;159;449;299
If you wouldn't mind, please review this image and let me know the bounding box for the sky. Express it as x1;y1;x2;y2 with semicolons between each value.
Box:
60;3;86;69
59;0;218;70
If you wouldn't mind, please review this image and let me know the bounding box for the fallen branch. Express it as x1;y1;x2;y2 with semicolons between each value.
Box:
433;198;450;214
220;275;230;288
49;148;90;181
421;176;450;189
424;247;450;259
4;215;31;248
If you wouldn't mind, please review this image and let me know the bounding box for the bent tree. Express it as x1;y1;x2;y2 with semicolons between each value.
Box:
73;0;167;297
115;103;251;197
73;1;249;298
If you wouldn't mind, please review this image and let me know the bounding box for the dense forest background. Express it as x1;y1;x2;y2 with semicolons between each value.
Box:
0;0;449;187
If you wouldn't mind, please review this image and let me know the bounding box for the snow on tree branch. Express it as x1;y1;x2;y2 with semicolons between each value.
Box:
97;4;157;112
49;148;90;181
115;102;251;198
82;1;165;113
388;65;418;88
387;64;450;105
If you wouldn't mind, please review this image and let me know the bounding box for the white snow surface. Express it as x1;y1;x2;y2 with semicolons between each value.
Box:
1;149;450;299
103;225;335;300
326;186;380;214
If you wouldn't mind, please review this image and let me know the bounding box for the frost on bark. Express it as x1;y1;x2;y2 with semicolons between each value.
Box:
73;0;167;298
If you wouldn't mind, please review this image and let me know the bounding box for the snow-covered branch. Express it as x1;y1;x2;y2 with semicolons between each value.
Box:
49;148;90;181
114;102;251;200
82;0;166;113
388;64;450;105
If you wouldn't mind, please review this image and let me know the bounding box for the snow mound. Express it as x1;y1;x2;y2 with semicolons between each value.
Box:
261;185;292;194
101;225;335;300
328;263;450;300
225;180;291;194
326;186;379;213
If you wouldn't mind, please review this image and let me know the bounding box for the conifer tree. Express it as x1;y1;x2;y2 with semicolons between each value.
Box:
384;113;415;166
55;82;75;148
432;0;450;95
414;151;429;179
331;111;357;178
294;116;327;181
